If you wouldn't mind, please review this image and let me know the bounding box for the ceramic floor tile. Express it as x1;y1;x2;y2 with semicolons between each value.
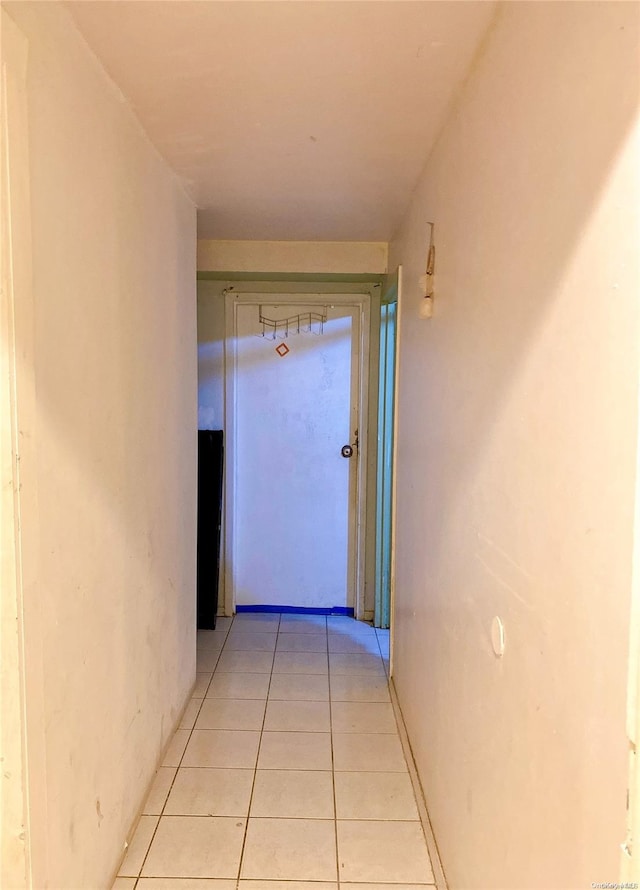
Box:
327;634;381;655
341;884;431;890
197;649;223;672
333;733;407;772
329;674;390;703
141;816;246;879
327;617;374;634
143;767;177;815
192;673;213;698
197;630;228;650
336;820;433;884
240;883;336;890
119;614;431;890
250;769;334;818
268;673;329;701
240;818;337;881
195;698;266;731
264;700;330;732
138;881;237;890
272;652;328;675
206;672;271;700
331;701;397;734
180;699;202;730
164;767;254;816
258;731;332;770
195;643;223;657
162;730;190;767
214;616;233;630
334;771;420;820
183;730;261;769
276;633;327;653
225;631;278;652
232;614;281;631
118;815;159;877
278;614;327;633
329;653;386;676
216;650;274;673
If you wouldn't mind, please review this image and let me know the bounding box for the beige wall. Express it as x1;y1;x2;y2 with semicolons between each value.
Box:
1;11;32;887
3;4;197;888
198;239;387;274
389;3;640;888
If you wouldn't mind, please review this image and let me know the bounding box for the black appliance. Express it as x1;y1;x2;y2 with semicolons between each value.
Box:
197;430;223;629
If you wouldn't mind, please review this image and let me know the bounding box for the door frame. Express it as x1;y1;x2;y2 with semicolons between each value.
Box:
223;290;371;618
374;272;399;629
388;265;402;677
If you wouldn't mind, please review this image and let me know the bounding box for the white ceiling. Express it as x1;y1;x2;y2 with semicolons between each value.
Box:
66;1;496;241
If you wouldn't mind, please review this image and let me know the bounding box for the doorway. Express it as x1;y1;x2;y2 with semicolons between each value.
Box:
224;292;371;617
374;268;401;632
374;300;396;629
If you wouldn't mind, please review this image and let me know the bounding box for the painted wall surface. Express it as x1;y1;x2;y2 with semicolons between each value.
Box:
3;4;197;888
388;3;640;888
1;11;32;887
197;280;226;431
197;239;387;274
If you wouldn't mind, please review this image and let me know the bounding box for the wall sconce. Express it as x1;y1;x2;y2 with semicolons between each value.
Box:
418;222;435;319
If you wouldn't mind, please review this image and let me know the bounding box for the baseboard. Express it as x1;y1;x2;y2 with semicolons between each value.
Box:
109;673;198;886
389;678;448;890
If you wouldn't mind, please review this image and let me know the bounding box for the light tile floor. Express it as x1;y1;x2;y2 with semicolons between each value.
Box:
114;613;435;889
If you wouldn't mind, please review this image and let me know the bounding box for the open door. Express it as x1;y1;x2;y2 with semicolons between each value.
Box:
374;267;401;631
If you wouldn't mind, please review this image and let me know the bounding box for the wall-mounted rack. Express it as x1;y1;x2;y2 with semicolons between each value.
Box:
258;306;328;340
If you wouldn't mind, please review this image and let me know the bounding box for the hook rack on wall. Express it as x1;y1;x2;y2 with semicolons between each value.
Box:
258;306;328;340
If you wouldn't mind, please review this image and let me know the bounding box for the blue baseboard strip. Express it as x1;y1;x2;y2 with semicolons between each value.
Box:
235;605;354;616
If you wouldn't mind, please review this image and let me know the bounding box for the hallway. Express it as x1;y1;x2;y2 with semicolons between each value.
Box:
113;615;435;888
4;2;640;888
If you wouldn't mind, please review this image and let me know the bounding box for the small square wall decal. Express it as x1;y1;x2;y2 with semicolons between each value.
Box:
276;343;290;357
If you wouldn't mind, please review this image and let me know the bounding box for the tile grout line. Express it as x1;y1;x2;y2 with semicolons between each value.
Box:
133;617;233;884
196;621;230;700
126;813;436;821
138;876;435;883
235;612;280;888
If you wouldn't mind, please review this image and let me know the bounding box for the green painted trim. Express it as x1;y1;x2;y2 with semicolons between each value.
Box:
381;273;399;305
197;270;385;284
374;277;398;629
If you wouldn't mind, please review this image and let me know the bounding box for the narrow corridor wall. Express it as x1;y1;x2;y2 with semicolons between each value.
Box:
3;3;197;888
389;3;640;888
